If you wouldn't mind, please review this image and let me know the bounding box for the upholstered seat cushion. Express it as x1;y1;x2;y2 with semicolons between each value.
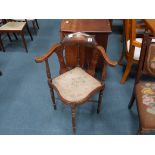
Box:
0;22;26;31
52;67;102;103
127;38;155;61
136;82;155;129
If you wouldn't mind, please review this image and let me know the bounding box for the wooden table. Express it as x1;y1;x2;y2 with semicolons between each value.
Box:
60;19;112;78
0;21;30;52
144;19;155;35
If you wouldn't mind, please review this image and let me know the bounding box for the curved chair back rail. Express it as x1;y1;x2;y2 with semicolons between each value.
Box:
35;32;117;79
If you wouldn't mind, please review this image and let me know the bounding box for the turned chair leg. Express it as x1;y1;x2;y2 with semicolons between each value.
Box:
26;24;33;41
128;91;135;109
120;60;133;84
35;19;39;29
71;105;76;134
49;84;56;110
97;89;104;114
21;32;28;52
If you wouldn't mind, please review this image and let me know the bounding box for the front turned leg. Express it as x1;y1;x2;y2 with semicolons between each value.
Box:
48;83;56;110
71;105;76;134
97;89;104;114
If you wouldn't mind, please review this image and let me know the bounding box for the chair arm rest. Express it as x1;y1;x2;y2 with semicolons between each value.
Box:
96;46;118;67
35;43;62;63
132;41;142;48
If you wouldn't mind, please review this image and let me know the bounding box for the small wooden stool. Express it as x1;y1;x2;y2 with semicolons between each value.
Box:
0;21;31;52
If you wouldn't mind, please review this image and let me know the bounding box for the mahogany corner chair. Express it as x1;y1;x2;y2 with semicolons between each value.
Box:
35;32;117;134
128;34;155;134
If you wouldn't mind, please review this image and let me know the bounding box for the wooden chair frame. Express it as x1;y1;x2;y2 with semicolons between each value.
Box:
13;19;39;35
0;19;17;52
119;19;147;84
128;33;155;134
35;32;117;134
9;19;33;41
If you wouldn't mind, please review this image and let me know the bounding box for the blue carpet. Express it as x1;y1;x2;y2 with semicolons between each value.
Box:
0;19;140;134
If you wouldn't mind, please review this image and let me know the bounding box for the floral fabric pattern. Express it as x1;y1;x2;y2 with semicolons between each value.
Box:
150;57;155;70
141;83;155;115
52;67;102;103
147;44;155;75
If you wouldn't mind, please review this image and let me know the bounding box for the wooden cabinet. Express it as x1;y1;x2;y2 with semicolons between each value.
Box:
60;19;111;78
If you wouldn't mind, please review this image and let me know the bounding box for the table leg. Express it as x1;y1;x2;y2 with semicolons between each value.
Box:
21;32;28;53
0;34;5;52
7;33;12;42
32;20;37;34
26;24;33;41
13;33;18;40
35;19;39;29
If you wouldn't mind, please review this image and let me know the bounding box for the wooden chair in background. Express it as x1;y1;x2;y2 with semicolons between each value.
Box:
0;20;33;52
0;19;18;52
119;19;149;84
35;32;117;134
128;34;155;134
14;19;39;35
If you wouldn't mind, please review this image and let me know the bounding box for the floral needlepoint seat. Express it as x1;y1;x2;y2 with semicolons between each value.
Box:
128;35;155;134
136;82;155;129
